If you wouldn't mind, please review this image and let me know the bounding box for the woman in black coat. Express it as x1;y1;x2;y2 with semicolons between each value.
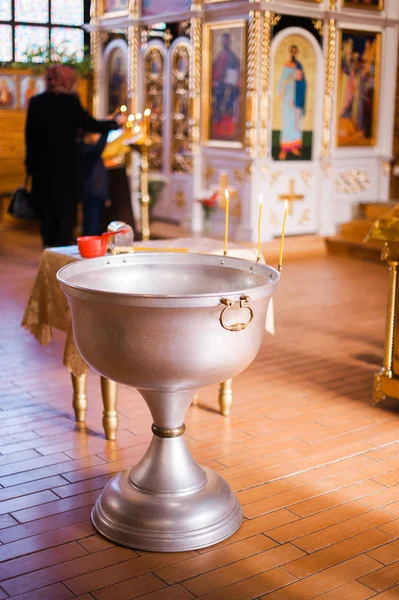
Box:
25;65;119;247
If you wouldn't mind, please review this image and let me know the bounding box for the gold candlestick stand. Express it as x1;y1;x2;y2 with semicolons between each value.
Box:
140;142;151;241
125;135;152;242
365;205;399;405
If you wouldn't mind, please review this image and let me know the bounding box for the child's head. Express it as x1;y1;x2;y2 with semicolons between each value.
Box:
82;132;101;145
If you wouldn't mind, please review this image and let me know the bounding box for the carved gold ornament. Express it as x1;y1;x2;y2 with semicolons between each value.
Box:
262;166;281;185
335;170;371;194
269;211;278;226
299;209;310;225
322;162;332;177
382;161;392;177
246;8;261;155
204;165;215;184
175;190;187;209
300;171;313;187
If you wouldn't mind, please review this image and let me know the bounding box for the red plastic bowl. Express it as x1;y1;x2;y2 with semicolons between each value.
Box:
77;235;107;258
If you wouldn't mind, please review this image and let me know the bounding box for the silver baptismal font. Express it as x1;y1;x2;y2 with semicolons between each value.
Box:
58;252;279;552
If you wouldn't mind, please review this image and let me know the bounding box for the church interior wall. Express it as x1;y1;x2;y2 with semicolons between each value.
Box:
0;73;91;198
89;0;399;242
2;0;399;240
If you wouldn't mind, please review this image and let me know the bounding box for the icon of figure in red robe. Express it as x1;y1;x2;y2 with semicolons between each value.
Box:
211;32;241;140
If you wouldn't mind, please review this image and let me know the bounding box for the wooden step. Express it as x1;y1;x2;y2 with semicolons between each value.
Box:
339;220;374;242
325;235;384;263
358;202;397;221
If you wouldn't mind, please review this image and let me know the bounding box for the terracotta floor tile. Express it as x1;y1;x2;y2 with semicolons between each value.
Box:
0;505;93;543
92;573;166;600
64;550;198;595
1;546;136;596
196;509;299;554
294;509;396;553
0;540;88;580
379;519;399;536
0;454;106;487
359;561;399;592
155;535;275;584
7;582;75;600
366;585;399;598
193;567;295;600
237;480;294;505
367;539;399;565
358;485;399;509
131;584;195;600
313;581;376;600
52;474;113;499
261;555;381;600
268;502;371;544
78;534;115;553
283;529;394;579
11;489;101;523
291;481;385;518
183;543;305;596
243;481;338;519
1;227;399;600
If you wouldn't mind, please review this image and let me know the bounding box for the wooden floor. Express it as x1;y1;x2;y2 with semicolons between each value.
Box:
1;221;399;599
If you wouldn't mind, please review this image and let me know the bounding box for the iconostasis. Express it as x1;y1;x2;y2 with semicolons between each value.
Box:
92;0;399;242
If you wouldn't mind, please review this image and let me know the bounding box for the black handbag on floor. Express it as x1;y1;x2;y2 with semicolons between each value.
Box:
8;179;37;220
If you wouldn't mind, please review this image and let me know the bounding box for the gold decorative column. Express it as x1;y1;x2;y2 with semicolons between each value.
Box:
71;373;88;423
246;1;261;156
189;0;202;153
101;377;118;440
322;2;337;158
260;9;272;158
365;205;399;405
127;25;140;116
89;0;101;118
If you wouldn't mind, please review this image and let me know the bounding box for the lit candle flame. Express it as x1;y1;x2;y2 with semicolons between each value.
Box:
134;125;141;134
135;112;142;120
144;108;151;117
128;113;135;122
120;105;127;113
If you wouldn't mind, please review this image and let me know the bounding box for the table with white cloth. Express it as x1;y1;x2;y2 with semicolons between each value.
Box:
22;238;273;440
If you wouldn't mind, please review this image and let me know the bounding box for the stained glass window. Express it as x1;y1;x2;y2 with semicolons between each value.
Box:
15;0;48;23
0;25;12;62
51;27;84;60
51;0;83;25
15;26;49;62
0;1;11;21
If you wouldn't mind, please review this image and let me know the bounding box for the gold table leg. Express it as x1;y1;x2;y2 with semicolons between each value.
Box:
219;379;233;416
71;372;88;422
101;377;118;440
373;259;398;406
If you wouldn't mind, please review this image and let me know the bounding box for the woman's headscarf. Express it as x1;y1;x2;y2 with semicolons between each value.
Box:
46;65;77;94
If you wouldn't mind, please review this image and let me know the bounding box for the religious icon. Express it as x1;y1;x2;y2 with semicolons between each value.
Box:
203;21;246;147
337;29;381;147
272;33;317;161
142;0;190;17
0;75;17;109
103;0;128;13
342;0;383;10
107;47;128;114
19;75;45;109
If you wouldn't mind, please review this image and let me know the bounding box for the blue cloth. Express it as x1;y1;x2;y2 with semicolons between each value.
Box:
278;61;307;150
79;134;108;236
